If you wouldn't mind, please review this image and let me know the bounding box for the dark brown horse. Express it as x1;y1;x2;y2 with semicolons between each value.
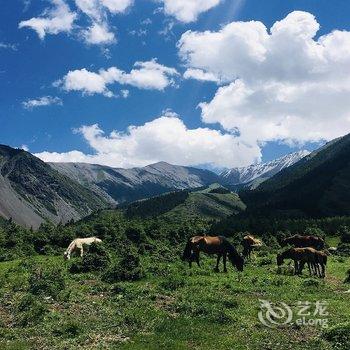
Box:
281;234;325;250
242;235;262;259
277;247;327;278
182;236;244;272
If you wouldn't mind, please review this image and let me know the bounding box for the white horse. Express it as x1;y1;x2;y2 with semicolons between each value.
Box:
64;237;102;260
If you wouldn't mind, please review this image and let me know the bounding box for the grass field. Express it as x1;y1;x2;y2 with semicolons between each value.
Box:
1;242;350;350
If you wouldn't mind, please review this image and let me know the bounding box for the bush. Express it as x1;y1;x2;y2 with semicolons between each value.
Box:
337;243;350;257
16;294;47;326
53;319;82;338
258;257;273;266
28;264;65;299
302;278;320;288
69;242;109;273
323;322;350;350
338;226;350;243
160;274;186;291
102;246;143;282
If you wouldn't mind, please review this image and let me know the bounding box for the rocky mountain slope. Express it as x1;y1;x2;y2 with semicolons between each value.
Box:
241;134;350;217
49;161;221;205
0;145;107;228
220;150;310;189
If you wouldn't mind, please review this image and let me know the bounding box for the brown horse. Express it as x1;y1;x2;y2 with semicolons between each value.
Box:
281;234;325;250
182;236;244;272
277;247;326;278
242;235;262;259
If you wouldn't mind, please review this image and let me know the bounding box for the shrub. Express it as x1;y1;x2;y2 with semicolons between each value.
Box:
337;243;350;257
16;294;47;326
302;278;320;288
160;274;186;291
323;322;350;350
28;264;65;299
69;242;109;273
102;246;143;282
258;257;273;266
338;226;350;243
53;319;82;338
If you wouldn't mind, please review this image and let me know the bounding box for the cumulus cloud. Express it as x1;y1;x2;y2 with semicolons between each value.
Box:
19;0;133;44
35;112;260;168
55;59;178;96
81;22;115;44
22;96;63;109
160;0;222;23
183;68;219;83
19;0;77;39
178;11;350;145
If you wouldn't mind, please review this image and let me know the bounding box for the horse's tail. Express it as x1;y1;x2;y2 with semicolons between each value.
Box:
182;239;193;261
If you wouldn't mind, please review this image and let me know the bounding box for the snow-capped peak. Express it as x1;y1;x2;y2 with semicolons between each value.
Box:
220;150;310;185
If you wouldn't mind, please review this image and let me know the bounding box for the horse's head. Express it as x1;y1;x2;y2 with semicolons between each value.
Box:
182;240;192;261
229;251;244;272
236;255;244;272
63;251;70;260
276;254;284;266
95;237;102;243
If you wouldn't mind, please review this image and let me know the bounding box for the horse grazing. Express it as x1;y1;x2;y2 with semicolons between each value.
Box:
182;236;244;272
242;235;263;259
64;237;102;260
281;234;325;250
277;247;327;278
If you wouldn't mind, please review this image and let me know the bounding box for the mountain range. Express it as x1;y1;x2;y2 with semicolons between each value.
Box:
49;161;221;205
2;134;349;228
220;150;310;189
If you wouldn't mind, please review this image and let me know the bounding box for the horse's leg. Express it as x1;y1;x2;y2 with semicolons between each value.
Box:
299;261;305;275
294;260;299;275
316;263;321;278
80;246;84;258
307;262;312;276
223;253;227;272
196;252;200;267
322;263;326;278
215;254;221;272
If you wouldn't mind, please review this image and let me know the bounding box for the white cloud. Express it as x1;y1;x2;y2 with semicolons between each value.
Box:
19;0;133;45
22;96;63;109
20;145;29;151
178;11;350;145
160;0;222;23
81;22;115;44
75;0;133;44
19;0;77;39
35;112;260;168
183;68;219;83
0;42;18;51
56;59;178;96
120;89;129;98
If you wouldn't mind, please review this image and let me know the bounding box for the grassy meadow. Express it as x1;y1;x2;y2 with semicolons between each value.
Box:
1;240;350;350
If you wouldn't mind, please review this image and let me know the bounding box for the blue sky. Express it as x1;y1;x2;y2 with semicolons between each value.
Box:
1;0;350;170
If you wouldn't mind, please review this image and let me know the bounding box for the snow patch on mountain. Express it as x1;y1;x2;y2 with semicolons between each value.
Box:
220;150;310;185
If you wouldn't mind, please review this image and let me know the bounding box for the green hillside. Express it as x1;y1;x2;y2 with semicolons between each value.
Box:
241;134;350;217
125;184;246;221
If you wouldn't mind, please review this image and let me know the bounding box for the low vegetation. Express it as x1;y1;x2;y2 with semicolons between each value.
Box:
1;190;350;349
